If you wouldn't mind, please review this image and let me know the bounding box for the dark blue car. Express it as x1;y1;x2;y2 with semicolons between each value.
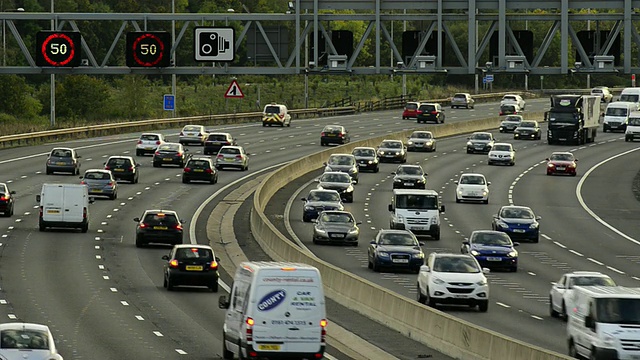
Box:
461;230;519;272
492;205;541;243
301;189;344;222
368;229;425;273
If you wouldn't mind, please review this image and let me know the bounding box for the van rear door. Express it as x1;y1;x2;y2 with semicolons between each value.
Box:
41;185;65;223
252;271;324;354
62;186;86;223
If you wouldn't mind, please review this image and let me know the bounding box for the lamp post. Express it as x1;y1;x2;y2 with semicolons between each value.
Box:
171;0;176;118
50;0;55;127
3;6;24;67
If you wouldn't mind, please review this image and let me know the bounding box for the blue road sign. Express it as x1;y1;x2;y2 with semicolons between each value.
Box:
482;77;487;84
485;74;494;82
163;94;175;111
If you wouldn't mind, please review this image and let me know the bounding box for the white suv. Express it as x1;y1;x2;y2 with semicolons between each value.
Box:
417;253;490;312
549;271;616;320
500;94;526;110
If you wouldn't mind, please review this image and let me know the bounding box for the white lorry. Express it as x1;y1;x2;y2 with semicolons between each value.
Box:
218;262;327;360
36;183;92;232
388;189;445;240
567;286;640;360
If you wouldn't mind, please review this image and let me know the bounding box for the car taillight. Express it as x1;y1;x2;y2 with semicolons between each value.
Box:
139;223;148;228
205;168;213;174
224;142;230;145
137;140;142;144
431;111;438;114
0;196;7;201
197;133;202;137
174;224;183;231
104;165;110;170
499;112;504;115
107;182;114;186
320;319;327;344
235;155;243;160
154;151;160;156
246;317;254;342
337;133;343;137
176;152;182;157
210;261;218;270
320;132;326;137
80;181;86;185
83;207;87;219
39;206;43;218
169;259;179;269
156;140;161;145
217;155;224;159
184;167;192;172
417;110;423;114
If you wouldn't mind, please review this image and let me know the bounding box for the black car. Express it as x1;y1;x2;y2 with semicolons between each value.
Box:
317;172;355;203
0;182;16;217
368;229;425;273
392;165;427;189
351;147;379;173
104;156;139;183
153;143;190;167
320;125;350;146
301;189;344;222
466;132;495;154
417;103;445;124
182;157;218;184
162;244;220;292
513;121;542;140
46;147;81;175
204;132;237;155
134;210;185;247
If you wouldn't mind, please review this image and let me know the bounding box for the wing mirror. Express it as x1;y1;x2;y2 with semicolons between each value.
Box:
161;255;170;261
536;216;542;220
218;295;230;309
133;217;140;222
439;205;445;213
35;194;41;202
420;265;430;272
388;204;394;212
482;268;491;274
513;242;520;247
300;198;307;201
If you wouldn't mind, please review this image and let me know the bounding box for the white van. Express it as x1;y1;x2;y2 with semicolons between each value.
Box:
218;262;327;360
36;184;93;232
388;189;445;240
262;103;291;127
625;111;640;142
619;87;640;104
603;101;638;133
567;286;640;360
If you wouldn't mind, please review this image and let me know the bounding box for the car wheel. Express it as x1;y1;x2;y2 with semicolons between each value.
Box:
210;279;219;292
134;175;139;184
466;149;472;154
352;241;358;247
347;195;354;203
511;266;518;272
568;339;579;359
533;235;539;243
110;192;117;200
374;166;379;173
550;297;559;317
302;215;310;223
166;277;174;291
182;177;189;184
433;229;440;241
510;161;515;166
478;300;489;312
136;150;142;156
153;162;160;168
483;199;489;204
426;287;437;307
135;236;145;248
417;283;427;304
456;197;461;203
46;167;52;175
488;161;493;166
81;224;88;233
367;259;373;269
562;301;568;322
372;260;380;272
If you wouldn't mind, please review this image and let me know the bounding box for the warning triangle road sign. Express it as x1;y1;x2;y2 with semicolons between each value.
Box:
224;80;245;98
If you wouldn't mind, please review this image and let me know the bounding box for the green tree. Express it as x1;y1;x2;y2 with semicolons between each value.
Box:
0;75;42;118
56;75;111;120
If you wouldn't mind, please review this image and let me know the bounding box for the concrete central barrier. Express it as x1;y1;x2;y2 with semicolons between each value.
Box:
251;113;572;360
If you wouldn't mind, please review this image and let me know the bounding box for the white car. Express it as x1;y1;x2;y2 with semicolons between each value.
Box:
549;271;616;320
179;125;208;145
417;253;489;312
487;143;516;166
0;322;64;360
591;86;613;103
455;173;490;204
500;94;526;110
135;132;166;156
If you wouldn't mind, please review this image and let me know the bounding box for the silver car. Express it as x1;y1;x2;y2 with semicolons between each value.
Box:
179;125;208;145
215;146;249;171
313;210;361;246
0;322;64;360
406;131;436;152
499;115;523;133
80;169;118;200
377;140;407;163
324;154;359;183
451;93;475;109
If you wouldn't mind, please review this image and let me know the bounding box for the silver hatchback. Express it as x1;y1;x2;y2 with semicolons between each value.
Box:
179;125;208;145
215;146;249;171
80;169;118;200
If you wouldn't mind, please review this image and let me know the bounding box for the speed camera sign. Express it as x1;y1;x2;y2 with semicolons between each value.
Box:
194;27;235;62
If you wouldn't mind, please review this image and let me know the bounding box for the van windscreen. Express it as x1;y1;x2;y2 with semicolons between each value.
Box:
395;194;438;210
596;298;640;324
620;94;640;103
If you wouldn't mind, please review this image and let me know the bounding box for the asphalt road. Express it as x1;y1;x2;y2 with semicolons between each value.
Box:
276;104;640;355
0;100;523;359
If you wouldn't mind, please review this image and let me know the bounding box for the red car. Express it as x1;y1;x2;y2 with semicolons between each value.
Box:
402;102;420;119
546;152;578;176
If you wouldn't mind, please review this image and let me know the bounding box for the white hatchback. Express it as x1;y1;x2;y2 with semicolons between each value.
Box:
179;125;208;145
0;322;64;359
417;253;490;312
135;132;166;156
455;173;490;204
487;143;516;166
549;271;616;320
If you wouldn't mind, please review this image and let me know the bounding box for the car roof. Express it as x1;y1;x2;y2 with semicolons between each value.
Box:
140;132;163;136
0;322;50;332
393;189;438;196
471;132;492;135
321;171;350;176
551;151;574;156
329;153;354;157
319;210;353;216
143;209;179;215
432;252;476;260
470;230;506;236
500;205;533;211
492;142;513;147
51;146;73;151
397;164;422;169
172;244;213;250
565;271;610;277
84;169;112;174
309;189;340;194
377;229;415;235
460;173;486;177
188;156;213;161
381;139;402;143
411;131;433;135
353;146;376;151
108;155;134;160
182;124;204;128
208;132;231;136
219;145;242;150
419;102;439;106
454;93;470;96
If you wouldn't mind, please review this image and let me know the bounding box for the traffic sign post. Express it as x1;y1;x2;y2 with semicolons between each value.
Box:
163;94;175;111
225;80;244;98
194;27;235;62
485;74;494;82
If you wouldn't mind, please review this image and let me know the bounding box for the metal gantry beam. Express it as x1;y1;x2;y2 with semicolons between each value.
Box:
2;1;640;76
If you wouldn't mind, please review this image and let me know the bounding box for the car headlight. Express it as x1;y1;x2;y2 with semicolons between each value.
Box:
432;277;445;285
394;178;402;183
476;278;488;286
304;206;315;211
349;168;357;173
470;250;480;256
395;152;400;156
548;163;555;168
378;151;385;155
348;228;359;234
324;166;332;172
507;250;518;257
457;189;464;195
416;179;425;183
425;140;432;145
377;251;389;258
346;185;354;192
412;252;424;259
467;141;472;146
317;185;324;190
529;222;539;229
496;220;508;228
396;215;404;222
367;160;373;164
407;141;414;145
315;228;327;235
482;191;488;196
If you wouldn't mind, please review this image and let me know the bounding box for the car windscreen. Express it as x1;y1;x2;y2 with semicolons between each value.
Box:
454;94;467;99
591;89;603;94
492;145;511;152
395;194;438;210
328;156;354;166
85;172;111;180
569;276;616;288
323;126;342;133
473;233;512;246
264;105;281;114
143;213;178;226
405;103;418;110
107;158;131;167
520;122;536;127
620;94;640;102
140;134;159;141
379;233;417;246
381;141;401;148
470;133;491;140
187;160;210;169
320;213;353;223
419;105;436;112
550;154;573;161
501;208;533;219
183;125;201;132
433;257;480;273
219;147;240;155
207;134;228;141
504;116;522;122
606;107;629;116
158;144;180;152
308;191;340;202
411;132;432;139
596;298;640;324
352;149;375;156
0;329;49;349
175;247;213;261
397;167;422;175
51;149;72;157
629;118;640;126
459;175;485;185
321;173;350;183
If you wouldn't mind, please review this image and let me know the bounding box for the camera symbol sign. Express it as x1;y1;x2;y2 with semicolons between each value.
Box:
194;27;235;62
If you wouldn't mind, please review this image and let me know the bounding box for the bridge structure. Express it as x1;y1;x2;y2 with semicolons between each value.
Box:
0;0;639;76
